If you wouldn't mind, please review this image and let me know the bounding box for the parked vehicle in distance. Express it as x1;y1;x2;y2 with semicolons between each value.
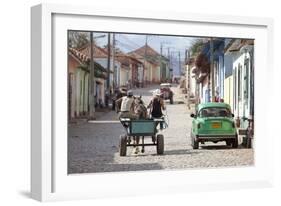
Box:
160;83;173;104
190;102;238;149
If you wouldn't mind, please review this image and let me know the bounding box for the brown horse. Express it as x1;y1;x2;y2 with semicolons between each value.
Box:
131;96;148;154
133;96;148;119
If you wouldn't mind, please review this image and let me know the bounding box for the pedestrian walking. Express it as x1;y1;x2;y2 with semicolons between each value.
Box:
112;88;124;110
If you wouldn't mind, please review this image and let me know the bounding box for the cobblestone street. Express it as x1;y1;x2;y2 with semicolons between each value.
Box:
68;85;254;174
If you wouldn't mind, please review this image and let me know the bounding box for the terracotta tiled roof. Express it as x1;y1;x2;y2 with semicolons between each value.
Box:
129;54;143;65
72;44;143;70
226;39;254;53
116;55;130;67
78;43;108;58
128;52;144;60
115;50;143;66
128;44;161;65
130;44;160;57
68;47;107;75
69;47;90;63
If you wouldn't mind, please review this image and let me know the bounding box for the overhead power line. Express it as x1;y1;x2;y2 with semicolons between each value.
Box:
117;34;142;49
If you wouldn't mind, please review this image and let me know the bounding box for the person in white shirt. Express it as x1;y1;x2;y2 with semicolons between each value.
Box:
116;90;138;119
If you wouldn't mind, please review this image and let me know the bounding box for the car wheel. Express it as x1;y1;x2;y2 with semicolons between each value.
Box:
246;137;252;148
232;135;238;148
246;130;253;148
156;134;164;155
192;135;199;149
119;135;127;156
226;140;232;146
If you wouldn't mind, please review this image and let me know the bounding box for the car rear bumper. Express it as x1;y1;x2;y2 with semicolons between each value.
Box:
197;134;237;140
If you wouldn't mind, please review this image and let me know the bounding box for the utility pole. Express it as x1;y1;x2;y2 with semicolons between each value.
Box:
186;50;190;90
210;37;215;102
89;32;95;119
144;35;148;86
185;49;188;64
105;33;111;108
167;47;175;81
178;51;181;76
168;47;170;81
187;50;191;109
160;43;163;82
112;33;116;89
107;33;111;91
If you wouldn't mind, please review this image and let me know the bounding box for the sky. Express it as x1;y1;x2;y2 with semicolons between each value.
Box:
93;32;198;76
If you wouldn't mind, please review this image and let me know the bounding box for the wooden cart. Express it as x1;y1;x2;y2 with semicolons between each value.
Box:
119;118;166;156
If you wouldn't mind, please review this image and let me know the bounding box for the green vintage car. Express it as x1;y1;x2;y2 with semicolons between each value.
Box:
190;102;238;149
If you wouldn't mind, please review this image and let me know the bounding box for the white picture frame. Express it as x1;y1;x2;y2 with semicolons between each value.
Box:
31;3;274;202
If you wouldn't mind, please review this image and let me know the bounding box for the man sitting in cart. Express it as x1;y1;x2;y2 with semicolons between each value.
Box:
116;90;138;120
147;89;166;129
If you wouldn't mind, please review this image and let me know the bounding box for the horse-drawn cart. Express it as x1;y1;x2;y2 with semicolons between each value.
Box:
119;118;166;156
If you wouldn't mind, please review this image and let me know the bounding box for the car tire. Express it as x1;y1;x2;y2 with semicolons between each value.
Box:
232;135;238;148
226;140;232;146
246;137;252;148
119;135;127;156
192;135;199;149
156;134;164;155
246;130;253;148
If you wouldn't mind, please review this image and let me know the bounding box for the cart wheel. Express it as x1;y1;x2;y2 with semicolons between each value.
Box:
156;134;164;155
119;135;127;156
170;96;173;104
152;135;156;143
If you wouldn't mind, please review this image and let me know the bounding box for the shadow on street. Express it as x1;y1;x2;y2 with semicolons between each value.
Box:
200;145;232;150
155;149;200;156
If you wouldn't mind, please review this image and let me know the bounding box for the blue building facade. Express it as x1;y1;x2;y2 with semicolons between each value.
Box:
197;38;225;103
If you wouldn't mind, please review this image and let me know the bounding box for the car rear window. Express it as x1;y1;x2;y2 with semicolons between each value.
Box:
198;107;231;118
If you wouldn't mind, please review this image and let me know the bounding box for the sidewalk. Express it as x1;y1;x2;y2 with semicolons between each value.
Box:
69;107;118;125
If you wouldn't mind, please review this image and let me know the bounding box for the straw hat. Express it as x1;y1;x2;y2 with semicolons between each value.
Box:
154;89;162;96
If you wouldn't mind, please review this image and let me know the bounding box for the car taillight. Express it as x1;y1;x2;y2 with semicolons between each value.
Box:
197;123;201;129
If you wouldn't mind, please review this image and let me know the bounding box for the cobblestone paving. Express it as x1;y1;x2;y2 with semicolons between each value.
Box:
68;85;254;174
